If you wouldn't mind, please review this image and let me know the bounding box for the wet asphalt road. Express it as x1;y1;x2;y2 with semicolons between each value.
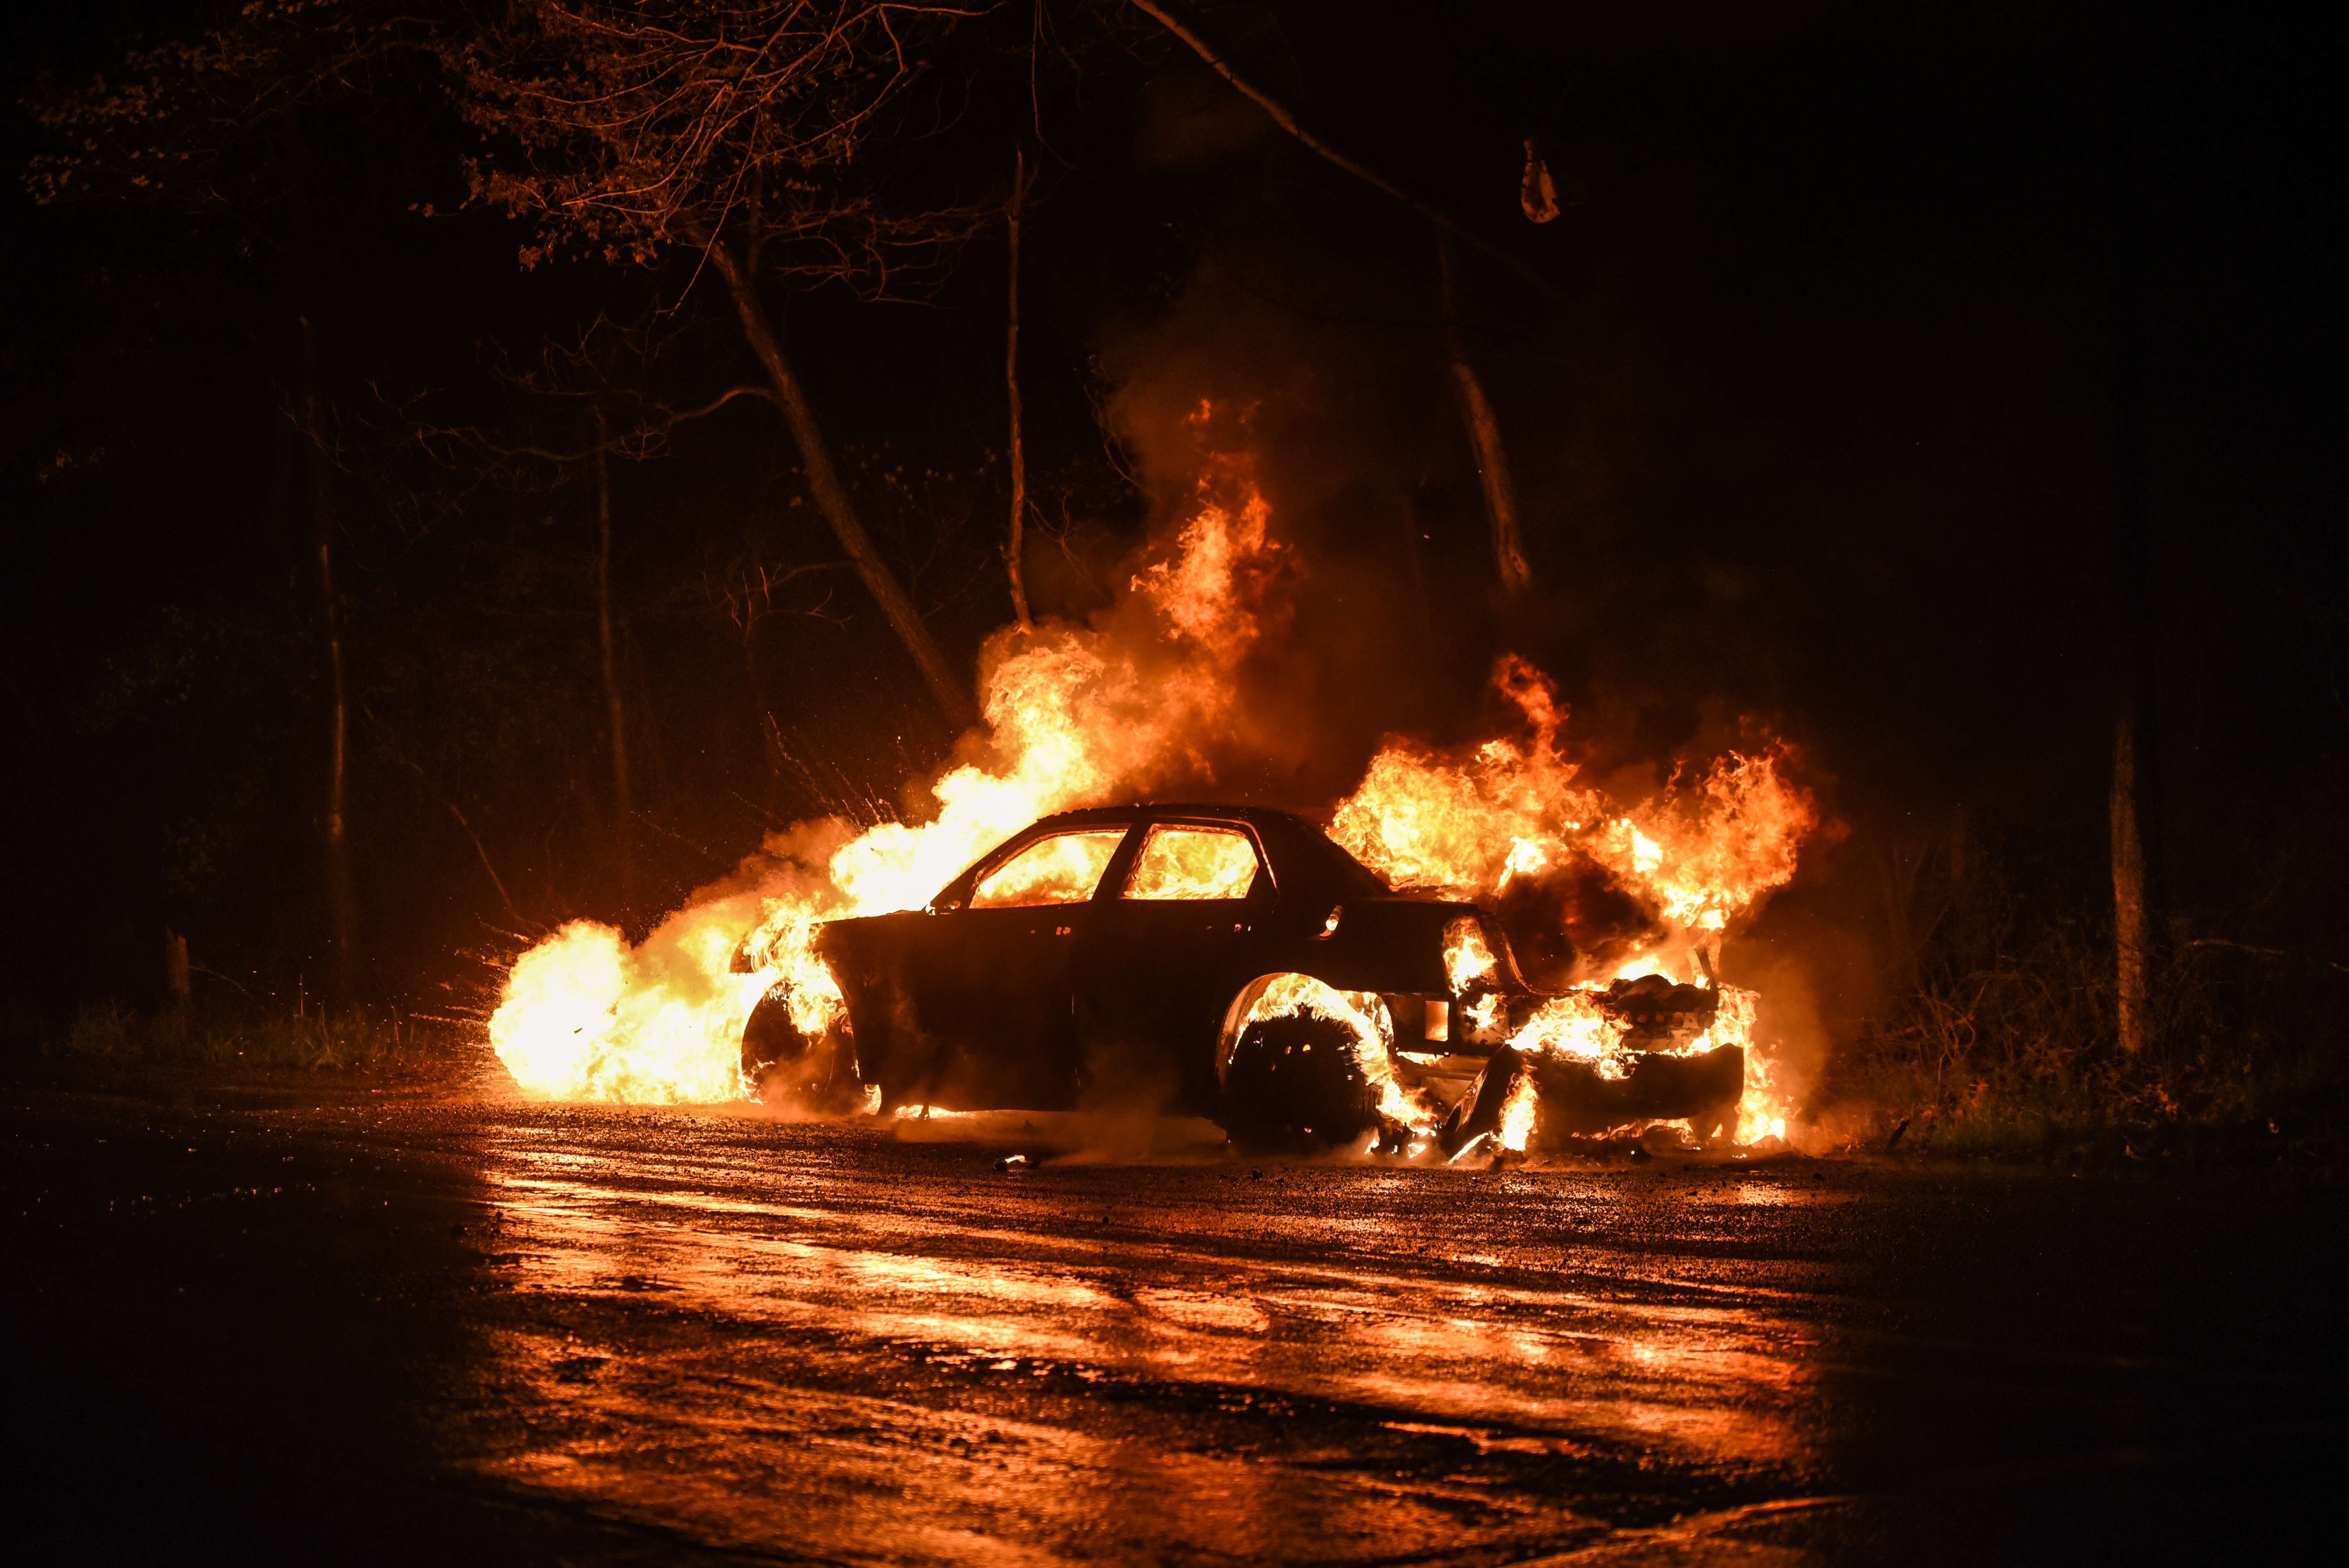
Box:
5;1064;2340;1565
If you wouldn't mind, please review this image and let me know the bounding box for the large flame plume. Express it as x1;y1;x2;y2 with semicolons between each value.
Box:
491;412;1289;1100
1331;656;1812;984
490;412;1818;1146
1329;662;1815;1144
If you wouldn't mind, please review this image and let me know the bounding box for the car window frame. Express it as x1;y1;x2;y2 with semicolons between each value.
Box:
1117;819;1272;903
931;812;1286;912
960;823;1139;911
932;819;1141;911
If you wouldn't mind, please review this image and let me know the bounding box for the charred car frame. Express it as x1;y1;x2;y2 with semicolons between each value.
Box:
742;804;1744;1152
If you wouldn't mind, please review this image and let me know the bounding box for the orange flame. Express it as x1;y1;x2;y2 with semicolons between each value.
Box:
1238;973;1442;1131
490;409;1286;1101
1332;659;1815;1144
1496;1063;1540;1152
1442;916;1498;993
490;425;1818;1147
1125;825;1259;901
1333;657;1812;979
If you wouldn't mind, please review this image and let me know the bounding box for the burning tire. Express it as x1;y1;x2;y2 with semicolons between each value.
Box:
740;986;861;1111
1219;1011;1381;1153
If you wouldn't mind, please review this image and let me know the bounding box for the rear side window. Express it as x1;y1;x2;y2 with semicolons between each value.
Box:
1123;825;1261;901
969;829;1127;909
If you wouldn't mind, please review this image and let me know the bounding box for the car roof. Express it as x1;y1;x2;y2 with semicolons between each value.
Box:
1023;802;1325;832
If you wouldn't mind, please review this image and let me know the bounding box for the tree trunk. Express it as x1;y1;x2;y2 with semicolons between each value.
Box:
1005;148;1034;630
2110;713;2157;1053
164;929;191;1005
704;239;979;731
308;426;356;1000
2105;71;2162;1056
285;118;358;1000
1438;237;1533;597
1135;0;1551;590
591;406;634;904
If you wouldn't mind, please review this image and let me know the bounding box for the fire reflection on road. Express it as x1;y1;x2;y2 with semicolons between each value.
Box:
461;1112;1841;1561
12;1080;2321;1563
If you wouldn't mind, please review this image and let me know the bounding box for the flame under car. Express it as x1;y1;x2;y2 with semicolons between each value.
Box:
741;804;1745;1151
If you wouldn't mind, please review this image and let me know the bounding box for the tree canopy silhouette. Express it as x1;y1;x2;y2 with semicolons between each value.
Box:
447;1;995;726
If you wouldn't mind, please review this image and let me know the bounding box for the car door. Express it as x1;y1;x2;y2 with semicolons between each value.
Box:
1070;818;1272;1112
893;822;1134;1110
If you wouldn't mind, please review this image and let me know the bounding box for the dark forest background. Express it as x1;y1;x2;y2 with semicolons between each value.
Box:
3;2;2338;1131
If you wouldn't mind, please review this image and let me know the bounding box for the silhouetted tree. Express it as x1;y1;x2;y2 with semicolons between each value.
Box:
23;2;442;998
444;1;993;728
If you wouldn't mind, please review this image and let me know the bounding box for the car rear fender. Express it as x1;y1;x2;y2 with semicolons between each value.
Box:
1292;896;1512;994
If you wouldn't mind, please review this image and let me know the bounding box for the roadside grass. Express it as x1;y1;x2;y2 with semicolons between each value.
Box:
1814;810;2349;1177
50;995;478;1076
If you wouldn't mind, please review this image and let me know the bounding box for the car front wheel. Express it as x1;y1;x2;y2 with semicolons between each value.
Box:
740;985;861;1111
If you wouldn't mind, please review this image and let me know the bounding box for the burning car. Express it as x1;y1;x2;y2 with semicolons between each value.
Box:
740;803;1746;1153
490;456;1811;1134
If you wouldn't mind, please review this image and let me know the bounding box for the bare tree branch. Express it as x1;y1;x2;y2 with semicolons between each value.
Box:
1125;0;1553;297
1438;235;1531;594
397;382;776;468
450;2;989;728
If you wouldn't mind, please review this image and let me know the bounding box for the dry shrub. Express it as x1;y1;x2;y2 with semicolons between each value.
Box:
56;996;473;1076
1826;807;2349;1161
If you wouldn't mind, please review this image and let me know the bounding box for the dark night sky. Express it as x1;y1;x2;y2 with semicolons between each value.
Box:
2;2;2337;1039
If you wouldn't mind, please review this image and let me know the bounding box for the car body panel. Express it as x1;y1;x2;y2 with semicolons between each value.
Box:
812;804;1489;1117
800;801;1744;1141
